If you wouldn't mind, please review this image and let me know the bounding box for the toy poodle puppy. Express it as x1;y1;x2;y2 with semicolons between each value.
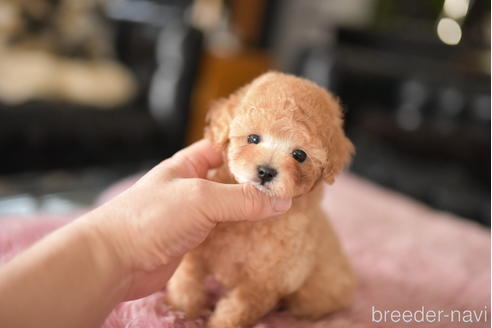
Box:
166;72;355;328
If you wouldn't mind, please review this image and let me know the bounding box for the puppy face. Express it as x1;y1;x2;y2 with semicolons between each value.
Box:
227;111;326;198
205;72;354;198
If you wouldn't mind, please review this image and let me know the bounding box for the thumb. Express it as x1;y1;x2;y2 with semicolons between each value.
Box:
201;182;292;222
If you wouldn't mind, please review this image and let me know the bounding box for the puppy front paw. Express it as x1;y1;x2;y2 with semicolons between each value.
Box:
206;314;239;328
166;290;208;318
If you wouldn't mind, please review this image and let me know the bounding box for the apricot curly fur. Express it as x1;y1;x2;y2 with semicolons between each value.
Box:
167;72;356;328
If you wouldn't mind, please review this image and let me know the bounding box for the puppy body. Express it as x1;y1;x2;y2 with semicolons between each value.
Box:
167;72;355;327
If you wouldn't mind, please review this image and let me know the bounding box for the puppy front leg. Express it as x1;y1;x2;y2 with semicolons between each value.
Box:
166;252;208;318
285;254;355;319
207;282;279;328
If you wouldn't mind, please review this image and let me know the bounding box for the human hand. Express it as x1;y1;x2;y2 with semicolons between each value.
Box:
82;139;292;300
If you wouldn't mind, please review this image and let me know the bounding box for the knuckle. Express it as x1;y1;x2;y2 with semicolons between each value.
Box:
188;178;209;197
172;151;207;179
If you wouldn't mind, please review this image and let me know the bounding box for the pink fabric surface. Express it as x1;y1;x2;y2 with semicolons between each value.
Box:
0;174;489;327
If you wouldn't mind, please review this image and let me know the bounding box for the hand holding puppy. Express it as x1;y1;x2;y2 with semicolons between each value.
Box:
90;138;292;300
0;139;291;328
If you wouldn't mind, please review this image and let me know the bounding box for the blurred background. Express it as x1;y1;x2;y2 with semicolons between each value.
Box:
0;0;489;225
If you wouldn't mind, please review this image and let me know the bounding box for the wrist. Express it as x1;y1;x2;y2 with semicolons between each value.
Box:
76;212;133;301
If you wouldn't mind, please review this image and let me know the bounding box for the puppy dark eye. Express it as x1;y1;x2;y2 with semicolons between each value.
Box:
292;149;307;163
247;134;261;144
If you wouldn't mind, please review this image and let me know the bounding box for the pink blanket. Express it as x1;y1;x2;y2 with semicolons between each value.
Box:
0;174;489;327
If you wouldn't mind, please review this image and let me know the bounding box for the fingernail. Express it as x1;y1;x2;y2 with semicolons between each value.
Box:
272;197;292;212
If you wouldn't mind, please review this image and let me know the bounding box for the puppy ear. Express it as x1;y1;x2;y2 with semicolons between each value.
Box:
204;84;249;150
322;101;355;184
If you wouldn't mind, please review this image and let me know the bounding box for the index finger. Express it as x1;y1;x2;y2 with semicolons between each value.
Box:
168;139;223;178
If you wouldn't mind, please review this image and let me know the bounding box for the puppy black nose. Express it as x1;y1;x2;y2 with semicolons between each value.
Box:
257;165;277;183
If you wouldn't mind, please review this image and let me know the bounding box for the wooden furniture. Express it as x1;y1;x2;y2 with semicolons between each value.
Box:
186;50;271;144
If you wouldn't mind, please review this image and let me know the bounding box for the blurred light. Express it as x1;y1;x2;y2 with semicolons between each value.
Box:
438;87;464;116
396;104;422;131
437;18;462;45
443;0;469;20
400;80;427;105
104;0;175;26
0;195;37;216
471;95;491;121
